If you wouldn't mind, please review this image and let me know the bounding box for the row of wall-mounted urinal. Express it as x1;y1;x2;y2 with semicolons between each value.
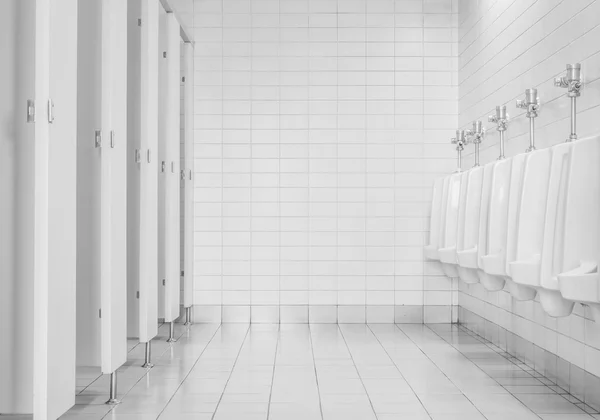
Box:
425;135;600;322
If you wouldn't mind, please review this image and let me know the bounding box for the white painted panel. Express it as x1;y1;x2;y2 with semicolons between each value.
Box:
76;0;102;368
182;42;194;309
102;0;128;374
126;0;142;339
165;13;181;323
157;7;167;319
128;0;160;342
0;0;36;413
40;0;78;417
139;0;160;342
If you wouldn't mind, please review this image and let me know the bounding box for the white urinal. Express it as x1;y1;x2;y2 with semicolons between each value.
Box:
507;148;552;301
479;157;512;291
424;177;446;261
480;153;530;298
456;166;484;284
438;171;463;278
557;136;600;321
510;142;576;316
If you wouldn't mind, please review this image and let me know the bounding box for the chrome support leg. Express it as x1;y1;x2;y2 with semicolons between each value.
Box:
105;371;121;405
184;307;192;326
142;340;154;369
167;321;177;343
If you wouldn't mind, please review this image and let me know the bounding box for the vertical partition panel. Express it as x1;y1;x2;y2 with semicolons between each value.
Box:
102;0;128;374
76;0;102;368
164;13;181;323
182;42;194;309
157;8;167;319
126;0;142;339
0;0;37;413
40;0;78;417
139;0;160;342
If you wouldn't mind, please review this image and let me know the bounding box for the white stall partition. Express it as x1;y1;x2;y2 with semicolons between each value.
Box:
76;0;127;382
1;0;77;418
127;0;160;347
182;42;195;314
158;12;182;336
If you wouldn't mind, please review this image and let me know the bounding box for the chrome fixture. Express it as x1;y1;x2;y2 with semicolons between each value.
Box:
105;371;121;405
167;321;177;343
516;88;540;152
465;120;485;167
451;130;468;172
554;63;583;142
488;105;509;160
142;340;154;369
184;307;192;326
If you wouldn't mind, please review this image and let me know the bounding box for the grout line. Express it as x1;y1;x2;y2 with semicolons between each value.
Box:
210;324;252;420
337;324;380;420
392;324;494;420
307;324;326;420
367;324;434;420
266;324;281;420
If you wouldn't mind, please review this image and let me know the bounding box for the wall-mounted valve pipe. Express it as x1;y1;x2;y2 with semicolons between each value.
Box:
516;88;540;152
451;130;468;172
554;63;583;142
488;105;509;160
464;120;485;167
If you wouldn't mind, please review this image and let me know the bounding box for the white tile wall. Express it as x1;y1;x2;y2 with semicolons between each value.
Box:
457;0;600;381
191;0;458;323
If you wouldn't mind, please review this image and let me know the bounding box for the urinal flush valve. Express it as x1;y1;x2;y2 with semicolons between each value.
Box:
465;120;485;167
488;105;509;160
451;130;468;172
516;88;540;153
555;63;583;142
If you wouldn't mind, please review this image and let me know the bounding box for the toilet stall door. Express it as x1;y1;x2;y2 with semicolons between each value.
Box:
101;0;128;375
158;12;182;324
76;0;127;375
40;0;78;418
0;0;38;413
164;13;181;323
127;0;160;343
182;42;194;310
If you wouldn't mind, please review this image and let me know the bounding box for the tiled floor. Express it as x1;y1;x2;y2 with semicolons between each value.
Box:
5;323;600;420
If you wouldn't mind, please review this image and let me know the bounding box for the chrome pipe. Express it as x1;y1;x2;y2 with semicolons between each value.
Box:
555;63;582;142
105;372;121;405
516;89;540;153
167;321;177;343
142;341;154;369
488;105;509;160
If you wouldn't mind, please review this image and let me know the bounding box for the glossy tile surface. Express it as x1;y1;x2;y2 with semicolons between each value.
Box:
55;323;598;420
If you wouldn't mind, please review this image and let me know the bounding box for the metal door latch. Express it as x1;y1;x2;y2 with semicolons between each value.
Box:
95;130;102;148
27;100;35;123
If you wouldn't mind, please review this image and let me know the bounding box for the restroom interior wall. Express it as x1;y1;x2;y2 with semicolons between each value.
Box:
457;0;600;404
191;0;459;323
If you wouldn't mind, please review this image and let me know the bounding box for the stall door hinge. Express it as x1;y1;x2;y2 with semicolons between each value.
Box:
161;161;166;172
162;279;166;286
180;169;185;180
182;76;186;83
163;51;167;58
26;100;35;123
47;99;54;123
135;149;142;163
138;18;142;26
95;130;102;148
